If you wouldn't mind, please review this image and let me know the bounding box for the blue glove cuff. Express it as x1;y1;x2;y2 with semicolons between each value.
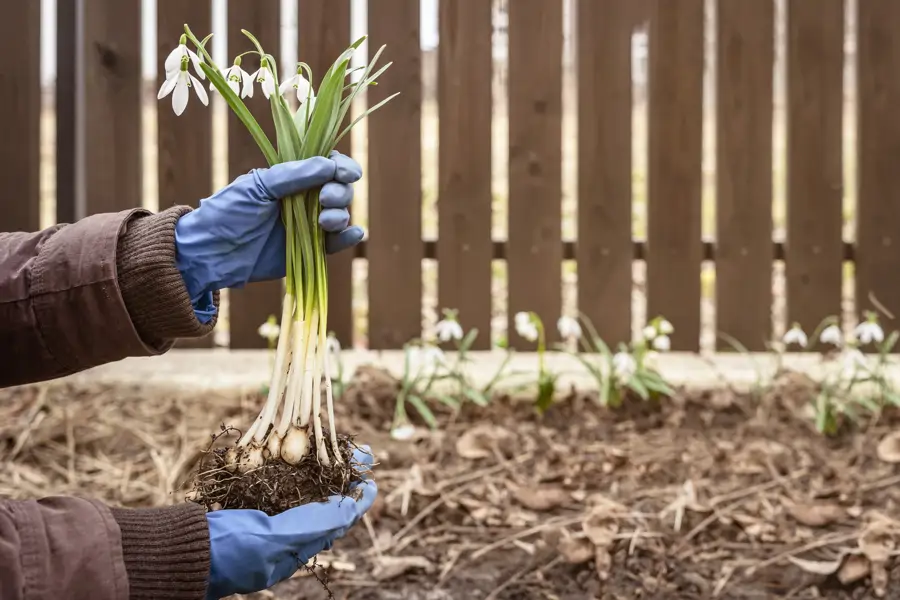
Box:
193;291;217;324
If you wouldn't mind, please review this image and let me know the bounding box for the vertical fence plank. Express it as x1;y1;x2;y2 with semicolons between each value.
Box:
368;0;423;349
0;1;40;232
158;1;214;348
576;0;633;347
646;0;704;351
785;0;844;343
857;0;900;326
437;0;493;349
227;0;282;349
715;0;774;350
78;0;143;217
299;0;354;347
508;0;564;349
57;0;77;225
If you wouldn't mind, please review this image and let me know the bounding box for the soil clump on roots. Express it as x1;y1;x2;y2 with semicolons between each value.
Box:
190;429;363;516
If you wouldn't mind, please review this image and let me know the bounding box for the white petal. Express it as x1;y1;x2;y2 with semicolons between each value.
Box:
262;73;276;98
295;75;312;101
642;325;657;340
191;74;209;106
172;75;190;116
652;335;671;352
659;319;674;335
164;45;184;75
241;69;254;98
157;74;178;99
188;49;205;79
280;74;297;96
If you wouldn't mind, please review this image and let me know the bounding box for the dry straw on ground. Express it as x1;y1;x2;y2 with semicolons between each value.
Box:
1;369;899;599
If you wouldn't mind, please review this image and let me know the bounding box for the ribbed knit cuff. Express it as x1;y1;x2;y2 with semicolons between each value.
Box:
116;206;219;348
110;503;211;600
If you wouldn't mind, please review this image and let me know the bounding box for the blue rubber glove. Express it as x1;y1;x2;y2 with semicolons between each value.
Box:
174;151;365;323
204;447;377;600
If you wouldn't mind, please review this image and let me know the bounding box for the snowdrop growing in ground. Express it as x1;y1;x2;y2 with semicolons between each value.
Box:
557;316;582;340
257;317;280;343
782;323;808;348
652;335;671;352
435;314;464;343
390;423;417;441
855;313;885;345
515;311;539;342
612;352;637;382
819;324;843;347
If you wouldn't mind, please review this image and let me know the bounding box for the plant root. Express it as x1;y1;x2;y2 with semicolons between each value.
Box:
189;429;362;517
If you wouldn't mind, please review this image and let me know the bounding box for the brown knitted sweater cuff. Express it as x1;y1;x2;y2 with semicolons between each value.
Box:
110;503;211;599
116;206;219;349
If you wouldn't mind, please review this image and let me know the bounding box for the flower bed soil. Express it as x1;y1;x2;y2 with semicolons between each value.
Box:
1;368;898;599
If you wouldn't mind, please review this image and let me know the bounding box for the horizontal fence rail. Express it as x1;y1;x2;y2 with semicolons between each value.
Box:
0;0;897;353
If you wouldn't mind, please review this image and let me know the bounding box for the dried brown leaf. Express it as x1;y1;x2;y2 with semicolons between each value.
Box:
455;424;513;460
786;555;841;576
558;536;594;564
372;556;434;581
513;485;570;512
583;508;619;548
786;502;846;527
837;555;870;585
594;548;612;581
876;431;900;464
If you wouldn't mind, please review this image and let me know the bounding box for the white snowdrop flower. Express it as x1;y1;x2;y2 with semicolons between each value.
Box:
514;312;539;342
326;333;341;355
251;60;277;99
164;37;205;80
390;424;416;441
612;352;637;381
841;348;868;377
158;59;209;117
557;316;582;340
659;319;674;335
280;67;313;103
782;323;808;348
435;318;464;342
819;324;843;347
212;61;254;98
855;319;884;346
408;345;444;376
256;319;280;342
642;325;657;340
652;335;671;352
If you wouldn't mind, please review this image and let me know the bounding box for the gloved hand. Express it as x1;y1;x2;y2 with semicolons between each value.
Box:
204;447;378;600
175;151;364;322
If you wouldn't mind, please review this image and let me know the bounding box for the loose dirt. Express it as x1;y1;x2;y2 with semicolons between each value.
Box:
1;367;898;599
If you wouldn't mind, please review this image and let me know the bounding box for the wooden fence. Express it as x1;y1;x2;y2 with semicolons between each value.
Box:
1;1;899;353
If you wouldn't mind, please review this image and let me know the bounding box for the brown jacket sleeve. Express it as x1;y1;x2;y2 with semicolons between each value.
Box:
0;206;218;388
0;207;218;599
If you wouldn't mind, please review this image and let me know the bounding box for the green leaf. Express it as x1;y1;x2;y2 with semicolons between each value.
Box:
435;394;461;410
627;377;650;401
199;62;277;165
407;395;438;430
535;375;556;413
463;388;490;407
459;329;479;355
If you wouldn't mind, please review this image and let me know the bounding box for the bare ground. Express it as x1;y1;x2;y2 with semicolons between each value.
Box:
1;369;899;600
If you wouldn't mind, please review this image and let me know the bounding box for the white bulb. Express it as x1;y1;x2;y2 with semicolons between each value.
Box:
238;446;264;473
281;427;310;465
224;447;239;473
266;434;283;460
